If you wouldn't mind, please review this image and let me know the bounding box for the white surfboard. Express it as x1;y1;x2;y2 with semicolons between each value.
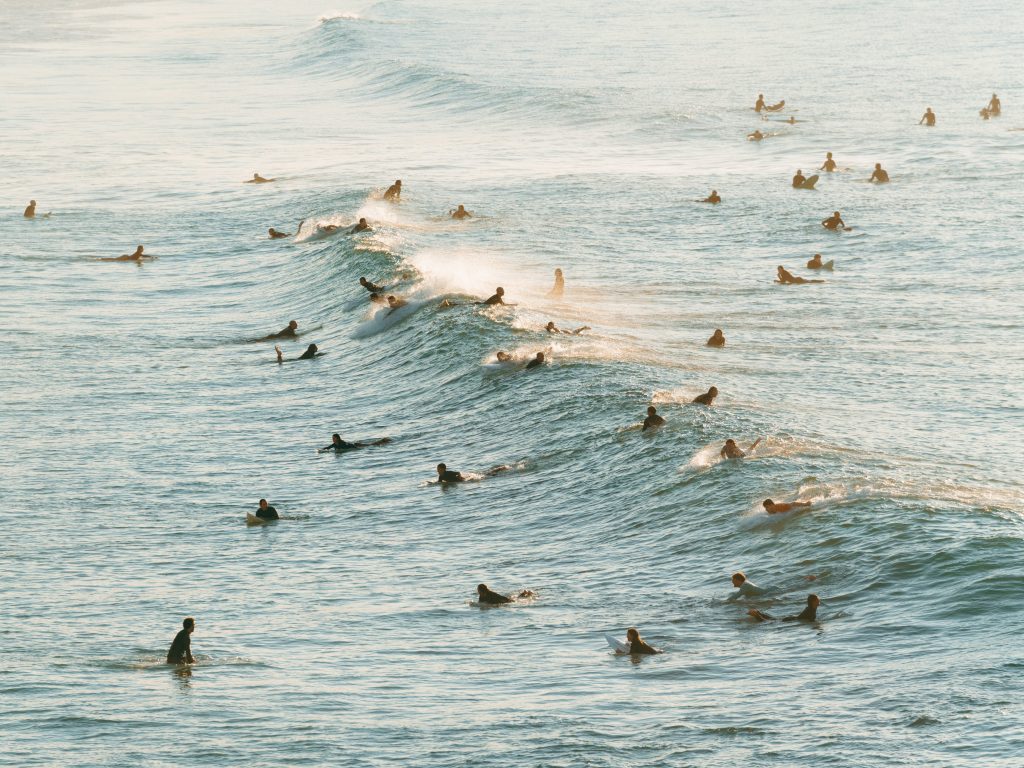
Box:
246;512;270;526
605;634;630;654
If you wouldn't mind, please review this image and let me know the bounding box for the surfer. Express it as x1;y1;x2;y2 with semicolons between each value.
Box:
820;152;837;172
319;433;391;452
692;386;718;406
350;218;371;233
23;199;45;218
386;295;408;312
261;320;298;340
748;594;820;623
777;266;824;285
525;352;546;370
98;245;152;262
545;321;589;335
792;170;807;188
166;617;195;665
547;268;565;298
821;211;847;231
807;253;832;270
707;329;725;347
727;572;767;601
276;343;320;362
642;406;666;431
482;287;507;306
496;351;513;362
436;463;465;483
720;438;761;459
754;94;766;112
701;190;721;203
762;498;812;515
383;179;402;201
316;224;339;234
476;584;536;605
245;172;273;183
625;627;661;655
360;277;384;293
748;130;765;141
268;228;291;239
255;498;279;520
765;99;785;112
987;94;1001;115
919;107;936;126
369;293;388;306
450;205;473;219
869;163;890;183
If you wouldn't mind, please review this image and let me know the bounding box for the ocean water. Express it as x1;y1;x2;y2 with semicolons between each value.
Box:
2;1;1023;765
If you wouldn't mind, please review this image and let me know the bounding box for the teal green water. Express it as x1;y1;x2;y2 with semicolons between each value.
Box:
2;1;1023;765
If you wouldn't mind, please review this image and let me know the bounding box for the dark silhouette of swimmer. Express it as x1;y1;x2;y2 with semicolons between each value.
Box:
820;152;837;172
692;386;718;406
547;268;565;298
792;170;806;188
268;228;291;239
701;190;721;203
626;627;661;655
807;253;832;270
483;287;506;306
642;406;666;431
919;108;936;126
350;218;371;233
777;266;824;284
525;352;545;369
166;617;195;664
276;343;320;362
262;320;298;340
360;277;384;293
383;179;402;201
476;584;535;605
748;130;765;141
386;295;408;312
436;463;465;483
245;172;273;183
319;433;391;452
821;211;847;231
762;498;812;515
749;594;819;623
545;321;589;335
496;351;513;362
721;438;761;459
869;163;890;183
707;329;725;347
755;94;766;112
256;498;279;520
24;200;40;218
450;205;473;219
99;245;152;262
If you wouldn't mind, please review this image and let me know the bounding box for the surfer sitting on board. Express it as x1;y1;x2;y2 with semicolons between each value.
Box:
350;218;371;233
820;152;837;172
727;572;767;601
166;617;195;664
318;433;391;453
869;163;890;183
721;438;761;459
642;406;666;431
545;321;589;335
749;594;819;622
707;329;725;347
626;627;661;655
255;498;279;521
382;179;402;201
476;584;536;605
821;211;848;231
762;498;811;515
692;386;718;406
777;266;824;284
700;190;721;203
807;254;833;270
268;228;291;239
24;200;50;218
792;170;807;188
450;205;473;219
261;320;298;340
360;276;384;293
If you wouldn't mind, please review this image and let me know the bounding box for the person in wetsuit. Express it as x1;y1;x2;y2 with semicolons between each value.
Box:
166;617;195;664
642;406;665;431
692;386;718;406
821;211;846;231
350;218;371;233
547;268;565;299
319;433;391;452
707;329;725;347
255;498;279;520
701;190;721;203
625;627;661;655
450;205;473;219
525;352;545;369
792;169;807;188
749;594;820;622
762;498;812;515
721;438;761;459
360;276;384;293
268;228;291;239
726;572;767;601
383;180;402;201
276;343;319;362
476;584;536;605
869;163;890;183
436;463;465;483
820;152;837;172
263;320;298;340
483;287;506;306
919;108;936;126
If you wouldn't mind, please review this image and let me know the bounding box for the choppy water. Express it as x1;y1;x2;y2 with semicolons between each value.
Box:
3;1;1024;765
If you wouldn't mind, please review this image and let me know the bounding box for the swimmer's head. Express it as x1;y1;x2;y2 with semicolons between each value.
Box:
725;439;736;446
457;205;465;211
253;172;259;178
833;211;841;217
395;179;402;186
545;322;556;331
268;228;276;235
711;189;718;195
731;572;746;587
476;584;488;596
496;351;511;362
712;328;723;337
288;320;298;330
708;386;718;396
810;254;821;262
359;217;367;224
259;498;268;509
762;499;774;510
826;152;833;158
555;268;562;276
306;344;318;355
437;463;447;474
496;287;504;296
183;617;195;631
535;352;545;362
626;627;640;642
29;199;36;206
332;433;342;445
807;594;820;608
135;245;144;253
796;169;802;175
647;406;657;416
360;277;368;285
875;163;881;170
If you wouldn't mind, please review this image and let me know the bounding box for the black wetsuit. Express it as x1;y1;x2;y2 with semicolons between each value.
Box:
525;358;543;370
268;327;297;339
439;470;464;483
642;415;666;431
483;294;504;306
323;440;356;451
693;392;716;405
783;604;818;622
362;281;383;293
256;505;279;521
629;640;658;655
298;347;317;360
166;629;192;664
478;589;512;605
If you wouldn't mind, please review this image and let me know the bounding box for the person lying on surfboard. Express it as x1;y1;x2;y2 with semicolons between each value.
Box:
777;266;824;285
276;343;322;362
707;328;725;347
98;245;154;262
255;498;279;520
268;228;291;239
525;352;546;369
476;584;536;605
821;211;848;231
244;172;273;183
436;463;465;483
260;320;299;340
726;572;767;601
386;295;408;312
700;190;721;203
360;276;385;293
762;498;811;515
626;627;661;655
318;433;391;453
820;152;837;172
749;594;820;622
720;438;761;459
482;287;508;306
869;163;890;183
545;321;589;335
807;254;834;270
642;406;665;431
350;217;372;233
496;351;513;362
747;130;766;141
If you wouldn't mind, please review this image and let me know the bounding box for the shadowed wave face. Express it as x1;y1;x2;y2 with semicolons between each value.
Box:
1;1;1022;767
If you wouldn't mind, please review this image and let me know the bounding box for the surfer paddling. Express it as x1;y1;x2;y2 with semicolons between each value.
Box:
762;498;812;515
545;321;589;335
260;320;298;340
748;594;820;623
726;572;767;601
475;584;536;605
450;205;473;219
166;617;195;665
777;266;824;284
720;438;761;459
525;352;546;369
642;406;666;431
700;190;722;203
276;343;321;362
360;277;385;293
255;498;279;521
98;245;153;262
245;172;273;183
482;287;508;306
268;228;291;239
318;433;391;453
350;218;371;233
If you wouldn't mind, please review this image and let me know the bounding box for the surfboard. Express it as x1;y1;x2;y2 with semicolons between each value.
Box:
605;634;630;654
246;512;271;526
800;174;819;189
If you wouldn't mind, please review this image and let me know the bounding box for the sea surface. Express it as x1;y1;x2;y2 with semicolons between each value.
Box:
2;1;1023;765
